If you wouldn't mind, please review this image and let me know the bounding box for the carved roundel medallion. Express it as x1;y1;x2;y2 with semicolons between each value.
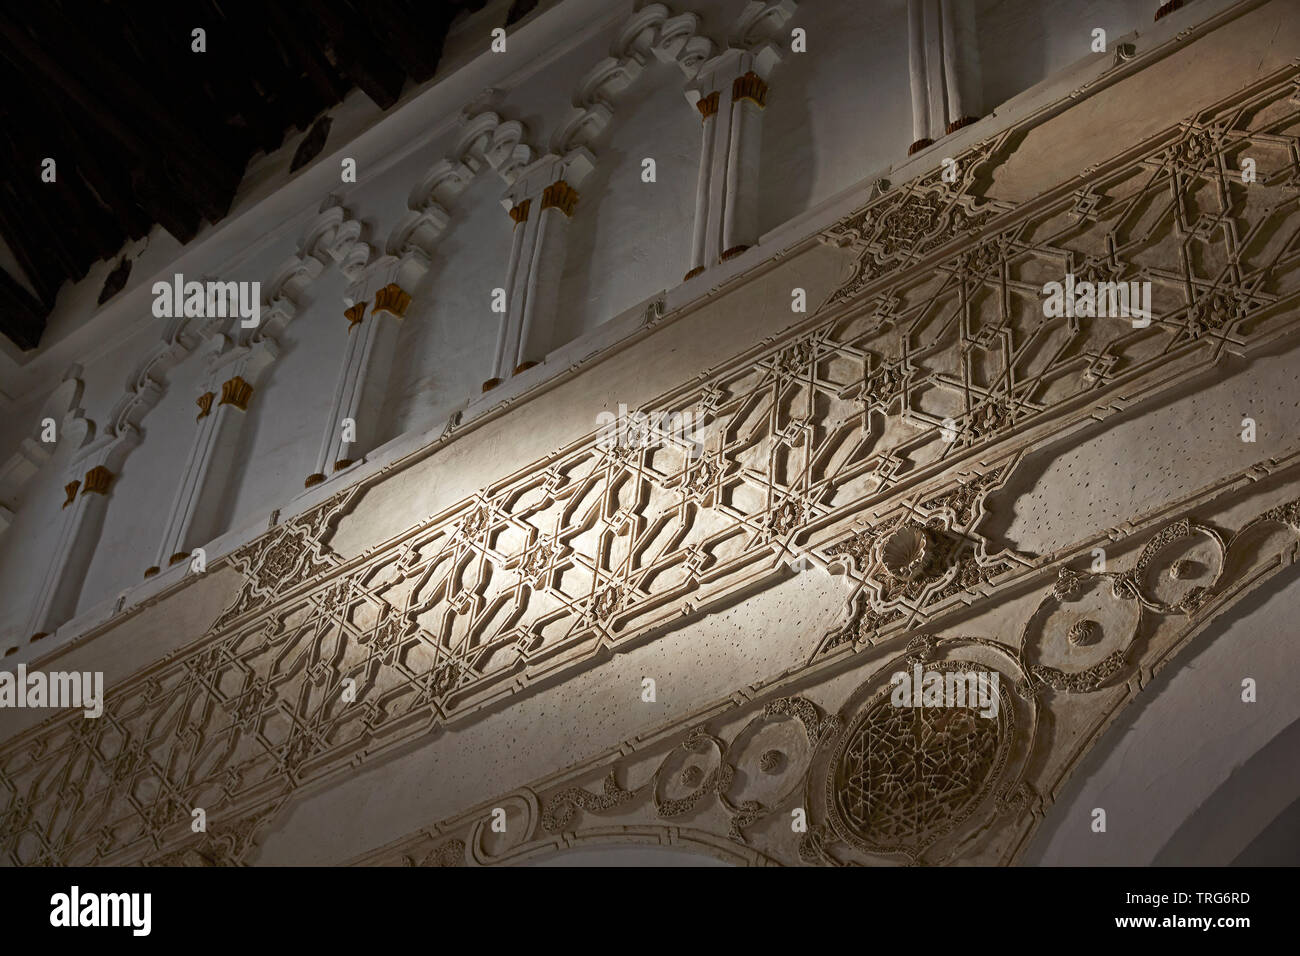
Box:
825;660;1014;858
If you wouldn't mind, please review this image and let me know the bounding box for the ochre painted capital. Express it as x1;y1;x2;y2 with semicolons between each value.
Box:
81;465;113;496
732;72;767;108
509;199;531;226
196;391;215;421
345;301;368;331
62;480;81;508
219;376;254;411
373;283;411;318
696;91;720;120
540;180;579;217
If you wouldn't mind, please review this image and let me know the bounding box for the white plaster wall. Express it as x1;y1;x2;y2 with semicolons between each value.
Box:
555;58;699;343
224;267;353;523
988;342;1300;558
380;167;518;441
0;424;83;647
497;12;625;148
759;0;912;235
975;0;1152;117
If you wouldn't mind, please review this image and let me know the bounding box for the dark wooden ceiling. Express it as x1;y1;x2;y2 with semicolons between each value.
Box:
0;0;493;351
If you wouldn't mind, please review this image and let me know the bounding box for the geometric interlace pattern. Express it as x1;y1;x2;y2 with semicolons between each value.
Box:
2;66;1298;865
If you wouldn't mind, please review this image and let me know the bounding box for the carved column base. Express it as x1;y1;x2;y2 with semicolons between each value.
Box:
720;244;749;262
304;473;327;488
908;137;934;155
512;361;538;376
945;116;980;134
29;632;48;643
481;377;503;392
168;551;189;566
333;458;354;472
143;566;160;579
684;265;706;281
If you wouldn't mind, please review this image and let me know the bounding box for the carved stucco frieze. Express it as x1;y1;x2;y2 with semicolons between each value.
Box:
2;66;1299;866
362;478;1300;868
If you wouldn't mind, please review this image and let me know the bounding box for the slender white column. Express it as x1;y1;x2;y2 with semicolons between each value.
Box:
939;0;964;128
685;91;720;280
24;435;136;641
482;151;592;389
305;265;411;488
939;0;979;133
517;182;578;370
907;0;933;154
150;338;276;574
485;201;533;389
721;70;767;260
685;48;777;272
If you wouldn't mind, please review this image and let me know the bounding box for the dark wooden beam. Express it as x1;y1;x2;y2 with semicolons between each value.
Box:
0;266;46;350
302;0;408;109
0;6;239;195
364;0;445;83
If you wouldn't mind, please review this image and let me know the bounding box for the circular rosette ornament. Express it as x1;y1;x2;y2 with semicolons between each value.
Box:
802;644;1029;866
651;729;726;819
1019;568;1140;694
877;523;931;582
826;660;1014;860
719;698;828;841
1123;518;1226;614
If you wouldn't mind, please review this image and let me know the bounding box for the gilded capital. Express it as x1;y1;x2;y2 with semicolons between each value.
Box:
696;91;720;120
540;180;579;217
196;391;215;421
509;199;531;226
219;376;254;411
62;480;80;508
